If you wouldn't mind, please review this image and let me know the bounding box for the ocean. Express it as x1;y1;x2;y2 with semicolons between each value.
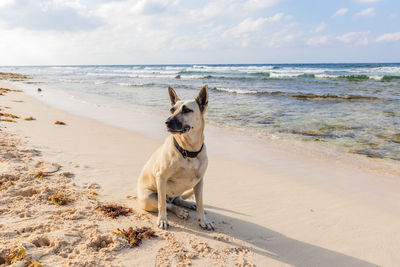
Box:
1;63;399;161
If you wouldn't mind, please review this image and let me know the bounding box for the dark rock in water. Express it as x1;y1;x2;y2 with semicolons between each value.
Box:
37;88;42;92
175;74;181;79
290;129;337;138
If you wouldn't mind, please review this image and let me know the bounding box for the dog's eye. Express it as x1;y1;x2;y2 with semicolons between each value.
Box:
170;108;175;113
182;106;193;114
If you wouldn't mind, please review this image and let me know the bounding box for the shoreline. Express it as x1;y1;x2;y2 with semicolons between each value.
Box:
1;82;400;266
9;80;400;178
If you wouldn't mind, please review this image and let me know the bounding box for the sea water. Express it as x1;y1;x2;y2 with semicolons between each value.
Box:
1;63;399;161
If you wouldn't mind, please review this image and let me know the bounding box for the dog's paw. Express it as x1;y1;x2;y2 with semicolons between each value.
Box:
187;202;197;210
176;208;189;220
157;217;169;230
199;218;215;231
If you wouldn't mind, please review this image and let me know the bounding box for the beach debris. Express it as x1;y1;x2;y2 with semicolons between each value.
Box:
0;180;15;190
28;261;44;267
48;192;72;206
113;227;157;247
54;120;66;125
5;245;26;264
37;88;42;92
31;171;53;179
11;100;24;103
89;191;98;196
24;116;36;121
1;118;17;123
0;112;20;119
0;87;23;93
0;72;30;80
97;204;132;219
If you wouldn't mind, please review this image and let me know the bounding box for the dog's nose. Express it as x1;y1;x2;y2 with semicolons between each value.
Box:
165;117;172;125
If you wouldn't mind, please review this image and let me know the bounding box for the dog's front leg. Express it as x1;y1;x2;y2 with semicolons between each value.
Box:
156;174;169;229
194;178;214;230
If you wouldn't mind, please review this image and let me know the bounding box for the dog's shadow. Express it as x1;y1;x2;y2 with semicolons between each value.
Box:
162;205;378;267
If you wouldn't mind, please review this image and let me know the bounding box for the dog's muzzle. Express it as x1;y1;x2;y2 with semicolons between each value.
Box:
165;117;190;134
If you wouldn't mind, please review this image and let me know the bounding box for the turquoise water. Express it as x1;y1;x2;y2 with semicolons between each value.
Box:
1;63;399;161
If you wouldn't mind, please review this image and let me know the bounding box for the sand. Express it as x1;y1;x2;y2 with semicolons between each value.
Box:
1;81;400;267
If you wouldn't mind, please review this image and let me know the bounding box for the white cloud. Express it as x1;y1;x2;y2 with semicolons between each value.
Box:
243;0;283;10
354;0;381;3
223;13;285;37
0;0;15;8
376;32;400;42
307;35;331;46
332;8;348;17
336;31;370;45
313;22;326;33
354;7;375;18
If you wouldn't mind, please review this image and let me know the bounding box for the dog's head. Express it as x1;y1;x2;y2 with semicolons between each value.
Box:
165;85;208;135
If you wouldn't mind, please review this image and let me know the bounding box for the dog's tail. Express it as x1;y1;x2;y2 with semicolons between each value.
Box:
181;188;194;200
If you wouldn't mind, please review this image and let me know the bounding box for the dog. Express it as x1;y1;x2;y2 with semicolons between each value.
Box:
137;85;214;230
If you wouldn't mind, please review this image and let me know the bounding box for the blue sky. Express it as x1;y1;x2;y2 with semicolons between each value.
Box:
0;0;399;65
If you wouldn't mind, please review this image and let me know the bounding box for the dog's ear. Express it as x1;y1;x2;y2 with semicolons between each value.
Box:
196;85;208;113
168;87;179;106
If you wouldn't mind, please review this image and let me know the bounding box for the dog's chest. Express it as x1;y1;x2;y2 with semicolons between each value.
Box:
167;157;205;193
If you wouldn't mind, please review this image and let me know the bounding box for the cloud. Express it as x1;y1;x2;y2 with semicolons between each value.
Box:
354;7;375;18
313;22;326;33
223;13;285;38
376;32;400;42
332;8;348;17
336;31;370;45
307;35;331;46
0;0;103;31
243;0;283;10
0;0;15;8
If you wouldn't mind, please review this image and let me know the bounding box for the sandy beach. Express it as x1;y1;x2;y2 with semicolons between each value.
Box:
1;80;400;267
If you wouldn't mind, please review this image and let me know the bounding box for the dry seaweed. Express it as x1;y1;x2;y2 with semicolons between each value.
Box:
0;73;30;79
11;100;24;103
113;227;157;247
97;204;132;219
0;180;14;190
0;112;20;119
5;245;26;264
0;180;15;190
48;192;72;206
54;120;66;125
31;171;53;179
0;87;23;93
24;116;36;121
1;118;16;123
28;262;44;267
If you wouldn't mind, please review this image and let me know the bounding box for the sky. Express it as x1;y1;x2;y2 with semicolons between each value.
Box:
0;0;399;65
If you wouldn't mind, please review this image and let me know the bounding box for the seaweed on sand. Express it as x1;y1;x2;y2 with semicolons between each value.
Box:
97;204;132;219
48;192;72;206
28;262;44;267
24;116;36;121
1;118;16;123
31;171;53;179
0;112;20;119
0;73;30;79
0;88;23;93
0;180;15;190
113;227;157;247
5;245;26;264
54;121;66;125
3;244;44;266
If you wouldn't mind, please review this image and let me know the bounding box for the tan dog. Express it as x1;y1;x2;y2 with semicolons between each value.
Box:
137;85;214;230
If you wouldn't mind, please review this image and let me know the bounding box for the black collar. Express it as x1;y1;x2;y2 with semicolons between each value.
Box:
173;137;204;158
